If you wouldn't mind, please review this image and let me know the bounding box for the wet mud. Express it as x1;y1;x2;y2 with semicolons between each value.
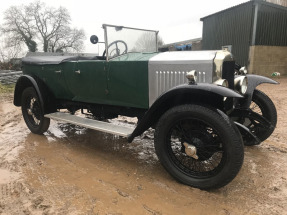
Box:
0;78;287;214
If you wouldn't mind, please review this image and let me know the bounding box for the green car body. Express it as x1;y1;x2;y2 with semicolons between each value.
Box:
22;52;158;109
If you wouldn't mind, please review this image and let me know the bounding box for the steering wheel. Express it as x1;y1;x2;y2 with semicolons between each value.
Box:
102;40;128;58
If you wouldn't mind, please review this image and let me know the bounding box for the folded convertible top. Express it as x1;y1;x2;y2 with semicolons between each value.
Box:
22;55;99;65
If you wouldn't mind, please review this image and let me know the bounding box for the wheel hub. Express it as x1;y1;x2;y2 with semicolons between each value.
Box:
27;108;33;116
183;142;198;159
183;130;219;161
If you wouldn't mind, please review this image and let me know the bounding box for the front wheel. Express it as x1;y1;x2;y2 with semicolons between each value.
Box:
154;104;244;190
21;87;50;134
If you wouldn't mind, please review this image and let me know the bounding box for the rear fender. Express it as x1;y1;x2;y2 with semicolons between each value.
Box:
238;74;278;108
127;83;243;142
14;75;44;111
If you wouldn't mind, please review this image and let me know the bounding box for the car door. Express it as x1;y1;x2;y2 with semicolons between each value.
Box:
42;64;73;100
106;58;150;109
64;60;107;104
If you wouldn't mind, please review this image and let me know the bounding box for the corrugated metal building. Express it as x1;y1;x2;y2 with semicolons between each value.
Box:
200;0;287;75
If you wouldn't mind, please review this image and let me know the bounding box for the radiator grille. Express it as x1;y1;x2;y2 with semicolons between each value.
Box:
154;71;207;97
222;61;235;90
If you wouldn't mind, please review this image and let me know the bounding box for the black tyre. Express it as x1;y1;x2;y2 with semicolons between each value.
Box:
154;104;244;190
243;89;277;145
21;87;50;134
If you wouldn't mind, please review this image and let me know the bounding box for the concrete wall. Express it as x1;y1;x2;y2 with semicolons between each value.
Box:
248;45;287;76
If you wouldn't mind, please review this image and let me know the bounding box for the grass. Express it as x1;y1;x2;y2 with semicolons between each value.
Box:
0;83;15;94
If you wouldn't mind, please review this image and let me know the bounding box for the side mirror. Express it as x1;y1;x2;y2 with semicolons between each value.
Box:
90;35;99;44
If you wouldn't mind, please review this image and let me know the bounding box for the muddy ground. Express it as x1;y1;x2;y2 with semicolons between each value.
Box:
0;77;286;215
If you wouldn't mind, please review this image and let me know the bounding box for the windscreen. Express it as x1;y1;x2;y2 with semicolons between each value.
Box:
105;25;157;59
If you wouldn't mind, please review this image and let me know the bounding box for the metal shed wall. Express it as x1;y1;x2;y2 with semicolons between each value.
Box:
255;3;287;45
201;2;254;66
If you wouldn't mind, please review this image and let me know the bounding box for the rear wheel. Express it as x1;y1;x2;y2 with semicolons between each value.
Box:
21;87;50;134
154;104;244;189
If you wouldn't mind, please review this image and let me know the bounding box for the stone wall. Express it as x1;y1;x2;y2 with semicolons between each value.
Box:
248;46;287;76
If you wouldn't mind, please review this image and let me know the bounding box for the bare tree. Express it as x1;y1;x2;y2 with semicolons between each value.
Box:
49;27;85;53
134;32;164;52
157;35;164;47
0;0;85;53
0;37;25;70
0;39;23;62
0;6;38;52
27;1;69;52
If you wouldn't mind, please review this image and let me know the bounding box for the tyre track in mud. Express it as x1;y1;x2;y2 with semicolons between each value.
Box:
0;78;286;214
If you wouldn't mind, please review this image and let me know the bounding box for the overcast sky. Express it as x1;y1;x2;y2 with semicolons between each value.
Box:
0;0;249;54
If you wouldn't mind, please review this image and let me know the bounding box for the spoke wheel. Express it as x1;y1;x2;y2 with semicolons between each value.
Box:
243;89;277;145
21;87;50;134
154;104;244;189
168;119;224;177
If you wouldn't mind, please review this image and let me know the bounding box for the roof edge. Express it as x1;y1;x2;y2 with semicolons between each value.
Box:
200;1;253;21
200;0;287;21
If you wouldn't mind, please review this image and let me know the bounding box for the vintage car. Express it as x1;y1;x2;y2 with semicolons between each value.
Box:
14;24;278;190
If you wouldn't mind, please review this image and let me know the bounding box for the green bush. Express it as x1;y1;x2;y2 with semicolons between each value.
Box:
0;83;15;94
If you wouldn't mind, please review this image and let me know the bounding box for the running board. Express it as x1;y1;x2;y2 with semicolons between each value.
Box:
44;112;134;137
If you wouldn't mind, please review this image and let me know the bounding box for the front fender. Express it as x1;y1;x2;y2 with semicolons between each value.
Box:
14;75;44;111
164;83;244;99
127;83;243;142
247;74;278;92
239;74;278;108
